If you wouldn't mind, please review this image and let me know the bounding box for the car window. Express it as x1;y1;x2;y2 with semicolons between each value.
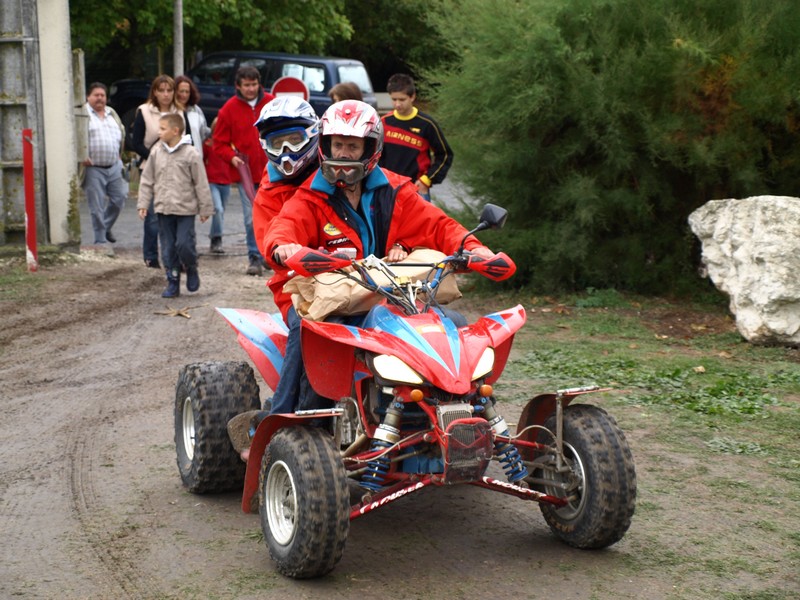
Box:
269;62;327;93
191;56;236;85
338;65;374;94
238;58;272;84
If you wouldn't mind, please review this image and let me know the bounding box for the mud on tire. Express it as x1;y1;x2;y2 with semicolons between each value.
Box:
260;426;350;579
174;361;260;493
535;404;636;549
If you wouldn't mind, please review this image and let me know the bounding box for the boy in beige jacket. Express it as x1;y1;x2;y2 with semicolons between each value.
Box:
137;114;214;297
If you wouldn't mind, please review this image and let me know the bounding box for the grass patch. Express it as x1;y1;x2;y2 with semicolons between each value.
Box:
0;264;45;301
507;298;799;418
0;245;81;302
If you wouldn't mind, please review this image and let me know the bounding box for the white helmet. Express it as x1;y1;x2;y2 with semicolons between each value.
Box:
254;96;320;178
318;100;383;187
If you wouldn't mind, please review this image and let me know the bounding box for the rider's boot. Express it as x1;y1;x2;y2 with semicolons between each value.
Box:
227;410;269;461
162;268;180;298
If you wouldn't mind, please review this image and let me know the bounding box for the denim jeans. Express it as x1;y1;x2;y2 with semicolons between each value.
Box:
209;183;230;238
268;307;304;415
143;198;159;262
237;183;260;260
269;309;365;414
158;214;197;271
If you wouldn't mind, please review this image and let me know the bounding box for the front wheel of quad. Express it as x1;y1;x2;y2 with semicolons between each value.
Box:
260;426;350;578
536;404;636;548
174;361;260;493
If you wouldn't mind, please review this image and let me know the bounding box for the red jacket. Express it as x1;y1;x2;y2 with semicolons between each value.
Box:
265;167;485;320
212;89;274;185
253;165;310;320
203;138;232;185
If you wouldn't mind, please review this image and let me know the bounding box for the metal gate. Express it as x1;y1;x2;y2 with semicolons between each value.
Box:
1;0;46;244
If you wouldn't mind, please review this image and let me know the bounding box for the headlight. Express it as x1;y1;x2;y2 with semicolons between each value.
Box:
372;354;423;384
471;347;495;380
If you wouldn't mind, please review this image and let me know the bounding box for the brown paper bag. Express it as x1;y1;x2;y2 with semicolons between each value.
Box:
284;248;462;321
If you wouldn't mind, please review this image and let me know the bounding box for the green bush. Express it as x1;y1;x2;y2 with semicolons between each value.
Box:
428;0;800;293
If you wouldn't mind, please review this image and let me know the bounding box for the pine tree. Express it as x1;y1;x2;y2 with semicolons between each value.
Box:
430;0;800;292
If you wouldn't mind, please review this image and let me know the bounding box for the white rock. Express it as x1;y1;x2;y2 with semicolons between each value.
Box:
688;195;800;346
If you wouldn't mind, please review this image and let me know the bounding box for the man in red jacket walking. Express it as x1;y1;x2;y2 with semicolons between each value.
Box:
212;66;274;275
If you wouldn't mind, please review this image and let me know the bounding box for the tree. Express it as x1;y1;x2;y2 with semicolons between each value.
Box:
70;0;352;77
428;0;800;293
324;0;457;91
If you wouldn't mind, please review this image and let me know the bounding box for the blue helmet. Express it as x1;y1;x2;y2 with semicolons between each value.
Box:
255;96;320;178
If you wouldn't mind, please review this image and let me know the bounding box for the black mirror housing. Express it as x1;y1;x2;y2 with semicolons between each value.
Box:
479;204;508;230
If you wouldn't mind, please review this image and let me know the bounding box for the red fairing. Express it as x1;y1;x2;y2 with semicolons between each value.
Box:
216;308;288;391
300;303;527;398
467;252;516;281
469;305;526;384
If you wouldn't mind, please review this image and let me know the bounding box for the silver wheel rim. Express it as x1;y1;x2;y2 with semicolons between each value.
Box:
266;460;298;546
543;441;587;520
181;396;195;461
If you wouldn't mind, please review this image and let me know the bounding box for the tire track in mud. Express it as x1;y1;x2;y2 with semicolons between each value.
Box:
61;314;166;597
2;252;285;597
0;260;161;349
67;423;164;599
1;256;167;598
60;293;184;599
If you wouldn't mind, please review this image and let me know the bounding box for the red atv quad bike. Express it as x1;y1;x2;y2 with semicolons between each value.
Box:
173;204;636;578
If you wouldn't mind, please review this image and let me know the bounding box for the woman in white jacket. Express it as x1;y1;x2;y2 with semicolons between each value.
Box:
175;75;210;151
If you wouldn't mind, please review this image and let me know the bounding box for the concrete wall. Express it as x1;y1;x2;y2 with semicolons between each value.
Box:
37;0;79;245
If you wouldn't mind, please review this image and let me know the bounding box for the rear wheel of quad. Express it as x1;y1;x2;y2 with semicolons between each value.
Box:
259;426;350;578
174;361;260;493
536;404;636;548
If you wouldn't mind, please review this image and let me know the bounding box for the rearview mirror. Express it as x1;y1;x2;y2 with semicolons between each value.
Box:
479;204;508;230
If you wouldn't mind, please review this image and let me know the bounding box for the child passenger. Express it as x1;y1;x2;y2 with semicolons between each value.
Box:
137;113;214;298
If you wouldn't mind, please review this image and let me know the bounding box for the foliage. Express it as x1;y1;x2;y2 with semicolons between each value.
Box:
513;345;786;416
429;0;800;293
70;0;352;76
705;436;766;455
324;0;458;92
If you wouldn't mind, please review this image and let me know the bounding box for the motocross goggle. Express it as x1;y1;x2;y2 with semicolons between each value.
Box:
260;124;318;156
320;158;366;187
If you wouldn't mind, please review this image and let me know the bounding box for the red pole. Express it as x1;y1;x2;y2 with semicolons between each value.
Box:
23;128;38;272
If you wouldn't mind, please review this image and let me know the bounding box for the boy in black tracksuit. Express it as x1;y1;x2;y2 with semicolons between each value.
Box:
379;73;453;201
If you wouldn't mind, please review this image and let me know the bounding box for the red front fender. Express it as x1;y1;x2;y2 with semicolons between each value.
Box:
515;387;610;460
241;411;341;513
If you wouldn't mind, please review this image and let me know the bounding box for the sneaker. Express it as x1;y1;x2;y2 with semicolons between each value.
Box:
210;236;224;254
186;267;200;292
246;255;263;276
105;230;116;243
145;258;161;269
